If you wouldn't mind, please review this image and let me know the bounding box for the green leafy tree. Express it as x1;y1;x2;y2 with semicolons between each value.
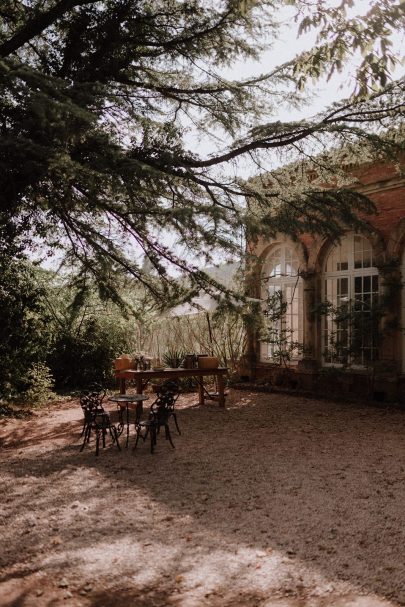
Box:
0;255;53;398
41;273;141;388
23;362;55;405
0;0;404;304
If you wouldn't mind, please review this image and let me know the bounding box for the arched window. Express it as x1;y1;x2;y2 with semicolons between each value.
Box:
260;245;303;362
323;234;379;366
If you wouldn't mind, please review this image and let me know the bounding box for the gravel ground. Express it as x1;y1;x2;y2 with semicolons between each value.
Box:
1;390;405;607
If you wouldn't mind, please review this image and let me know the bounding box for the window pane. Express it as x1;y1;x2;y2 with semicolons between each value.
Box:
363;250;371;268
363;276;371;293
269;285;281;296
263;245;303;362
323;236;379;367
372;275;379;291
340;238;349;270
269;248;281;277
327;238;349;272
354;236;362;268
271;263;282;277
340;277;348;296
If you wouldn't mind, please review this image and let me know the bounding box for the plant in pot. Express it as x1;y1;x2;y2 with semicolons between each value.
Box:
162;348;186;369
162;348;197;393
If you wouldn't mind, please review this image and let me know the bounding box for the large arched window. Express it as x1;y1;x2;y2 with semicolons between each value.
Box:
323;234;379;366
260;245;303;362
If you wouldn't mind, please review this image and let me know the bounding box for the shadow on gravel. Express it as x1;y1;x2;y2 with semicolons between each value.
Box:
1;393;405;605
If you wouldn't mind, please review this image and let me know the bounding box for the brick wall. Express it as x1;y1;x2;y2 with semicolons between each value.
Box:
297;160;405;251
244;158;405;401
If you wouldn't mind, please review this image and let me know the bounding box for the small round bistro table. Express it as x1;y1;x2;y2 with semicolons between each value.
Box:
108;394;149;448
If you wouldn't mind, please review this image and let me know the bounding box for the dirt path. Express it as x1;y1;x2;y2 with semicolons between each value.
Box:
1;390;405;607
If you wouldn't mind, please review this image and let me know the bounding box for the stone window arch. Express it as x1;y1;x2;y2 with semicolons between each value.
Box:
260;244;303;362
322;233;379;366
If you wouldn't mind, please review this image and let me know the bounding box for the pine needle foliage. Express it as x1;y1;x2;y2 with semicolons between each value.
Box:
0;0;404;306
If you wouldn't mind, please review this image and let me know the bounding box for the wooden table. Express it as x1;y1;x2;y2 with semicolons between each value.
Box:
115;367;228;407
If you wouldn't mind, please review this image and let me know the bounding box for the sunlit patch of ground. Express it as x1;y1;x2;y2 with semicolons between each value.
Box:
1;390;405;606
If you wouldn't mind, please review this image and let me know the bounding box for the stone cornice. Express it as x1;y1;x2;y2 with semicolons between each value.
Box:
355;176;405;196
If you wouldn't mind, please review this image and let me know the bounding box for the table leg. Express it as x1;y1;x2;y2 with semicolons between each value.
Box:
126;404;130;448
117;406;124;436
218;373;225;408
120;378;126;395
198;379;205;406
136;377;143;394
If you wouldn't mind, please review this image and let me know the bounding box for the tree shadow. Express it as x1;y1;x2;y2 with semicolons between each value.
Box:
1;392;405;605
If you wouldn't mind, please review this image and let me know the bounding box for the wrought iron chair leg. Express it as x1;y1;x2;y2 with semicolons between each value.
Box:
133;427;141;450
102;428;106;448
108;426;115;442
112;426;121;451
172;413;181;435
150;426;157;453
80;425;91;451
164;424;175;449
95;430;100;456
80;430;88;452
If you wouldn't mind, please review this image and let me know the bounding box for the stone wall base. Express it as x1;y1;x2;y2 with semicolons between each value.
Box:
236;364;405;404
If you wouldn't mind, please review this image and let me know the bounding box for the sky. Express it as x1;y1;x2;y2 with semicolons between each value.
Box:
185;0;405;177
159;0;405;268
37;0;405;273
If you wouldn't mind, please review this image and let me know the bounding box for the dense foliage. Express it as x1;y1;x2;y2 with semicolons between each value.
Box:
0;257;137;398
0;255;53;398
49;316;135;389
0;0;404;306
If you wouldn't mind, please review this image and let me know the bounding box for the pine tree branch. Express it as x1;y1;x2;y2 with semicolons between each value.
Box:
0;0;97;58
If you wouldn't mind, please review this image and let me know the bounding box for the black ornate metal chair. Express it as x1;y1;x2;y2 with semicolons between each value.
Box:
156;380;181;435
79;387;121;456
79;385;105;436
133;381;180;454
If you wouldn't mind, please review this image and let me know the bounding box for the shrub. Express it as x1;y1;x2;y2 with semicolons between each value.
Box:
23;363;55;406
49;316;133;389
0;257;52;399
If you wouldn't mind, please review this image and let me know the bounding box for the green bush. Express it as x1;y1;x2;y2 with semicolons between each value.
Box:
0;255;148;397
23;363;55;406
49;316;132;389
0;257;52;399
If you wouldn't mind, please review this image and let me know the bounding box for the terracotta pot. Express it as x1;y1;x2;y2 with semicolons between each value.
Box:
113;356;133;371
198;356;219;370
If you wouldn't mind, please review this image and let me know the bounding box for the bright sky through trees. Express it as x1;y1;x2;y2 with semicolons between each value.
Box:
1;0;404;303
187;0;405;177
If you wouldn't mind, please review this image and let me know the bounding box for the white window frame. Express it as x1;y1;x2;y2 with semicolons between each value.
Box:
322;234;379;368
260;245;303;363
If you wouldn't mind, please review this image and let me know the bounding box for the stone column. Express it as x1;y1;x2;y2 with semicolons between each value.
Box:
298;271;318;370
379;264;401;372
